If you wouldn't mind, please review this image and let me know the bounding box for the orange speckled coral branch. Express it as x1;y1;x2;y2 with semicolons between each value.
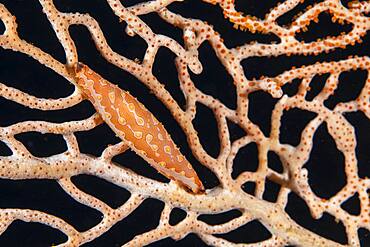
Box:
74;62;204;194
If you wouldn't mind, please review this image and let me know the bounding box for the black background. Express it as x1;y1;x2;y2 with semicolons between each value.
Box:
0;0;369;246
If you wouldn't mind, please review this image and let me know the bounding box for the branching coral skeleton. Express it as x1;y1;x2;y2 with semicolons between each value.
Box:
0;0;369;246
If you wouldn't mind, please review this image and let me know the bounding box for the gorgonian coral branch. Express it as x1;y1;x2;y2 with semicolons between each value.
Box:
0;0;369;246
